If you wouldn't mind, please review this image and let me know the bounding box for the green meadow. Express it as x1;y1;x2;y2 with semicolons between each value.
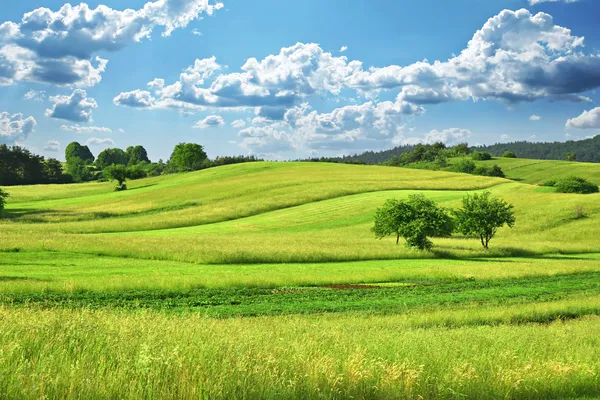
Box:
2;161;600;399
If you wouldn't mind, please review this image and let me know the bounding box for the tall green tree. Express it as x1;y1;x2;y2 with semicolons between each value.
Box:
126;145;150;166
96;148;128;170
169;143;208;172
372;194;453;250
65;142;94;164
43;158;66;183
103;164;129;191
454;191;515;249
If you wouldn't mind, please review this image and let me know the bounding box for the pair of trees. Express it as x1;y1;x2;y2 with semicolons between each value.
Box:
373;192;515;250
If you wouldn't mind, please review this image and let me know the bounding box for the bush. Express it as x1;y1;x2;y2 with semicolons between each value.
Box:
451;159;476;174
0;189;8;215
502;151;516;158
471;152;492;161
555;177;599;194
542;179;557;187
126;165;148;180
487;165;505;178
473;166;490;176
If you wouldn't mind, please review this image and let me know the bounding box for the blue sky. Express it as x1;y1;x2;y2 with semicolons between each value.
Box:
1;0;600;161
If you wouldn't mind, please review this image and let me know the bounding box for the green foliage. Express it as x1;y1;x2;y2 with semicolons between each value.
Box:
0;145;70;185
0;189;8;214
566;152;577;162
126;164;149;180
451;158;476;174
487;165;505;178
103;164;129;191
543;179;557;187
453;142;471;156
372;195;453;250
126;145;151;166
454;191;515;249
169;143;208;172
65;142;94;164
502;151;517;158
65;158;92;183
555;176;599;194
473;166;490;176
471;151;492;161
96;148;129;170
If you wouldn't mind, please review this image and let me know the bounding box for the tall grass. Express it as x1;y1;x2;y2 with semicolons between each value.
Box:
1;309;599;399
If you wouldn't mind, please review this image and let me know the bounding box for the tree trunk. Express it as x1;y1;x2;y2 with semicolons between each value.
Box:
396;233;400;245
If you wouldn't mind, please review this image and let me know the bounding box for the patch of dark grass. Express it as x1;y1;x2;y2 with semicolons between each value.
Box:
3;272;600;318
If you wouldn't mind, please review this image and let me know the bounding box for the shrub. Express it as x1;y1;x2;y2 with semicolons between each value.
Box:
471;152;492;161
372;195;453;250
555;177;599;194
542;179;557;187
502;151;516;158
0;189;8;215
473;166;490;176
451;159;476;174
487;165;505;178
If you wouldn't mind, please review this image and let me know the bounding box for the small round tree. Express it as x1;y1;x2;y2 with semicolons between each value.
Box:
103;164;129;191
0;189;8;216
454;191;515;249
502;151;516;158
372;194;453;250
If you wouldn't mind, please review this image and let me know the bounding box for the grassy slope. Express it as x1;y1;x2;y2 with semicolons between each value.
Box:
450;156;600;184
2;161;600;399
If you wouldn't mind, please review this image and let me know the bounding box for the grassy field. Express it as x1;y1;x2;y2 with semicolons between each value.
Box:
1;161;600;399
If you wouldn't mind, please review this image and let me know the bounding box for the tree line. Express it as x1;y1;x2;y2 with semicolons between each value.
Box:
315;135;600;165
0;142;261;187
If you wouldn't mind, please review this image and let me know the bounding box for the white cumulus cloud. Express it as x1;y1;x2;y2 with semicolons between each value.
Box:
0;112;36;144
45;89;97;122
231;119;246;128
194;115;224;128
530;115;541;121
0;0;224;87
86;137;114;146
566;107;600;129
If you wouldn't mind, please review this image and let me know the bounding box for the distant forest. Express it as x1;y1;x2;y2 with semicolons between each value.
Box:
322;135;600;165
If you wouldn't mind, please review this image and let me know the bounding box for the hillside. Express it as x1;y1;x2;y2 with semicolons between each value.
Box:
2;162;600;399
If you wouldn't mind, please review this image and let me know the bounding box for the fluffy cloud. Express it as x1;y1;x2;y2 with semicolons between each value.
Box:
347;9;600;104
530;115;542;121
24;89;46;102
0;112;36;144
44;140;60;152
113;90;156;108
60;124;112;134
237;99;423;154
86;137;114;146
45;89;97;122
117;9;600;119
194;115;224;128
0;0;223;87
340;46;348;53
231;119;246;128
115;44;356;112
420;128;472;146
566;107;600;129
